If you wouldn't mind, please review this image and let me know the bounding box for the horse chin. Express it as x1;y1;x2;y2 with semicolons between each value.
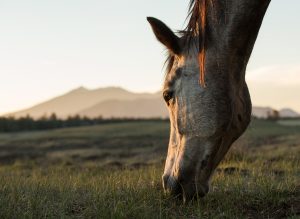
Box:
182;182;210;203
162;174;210;203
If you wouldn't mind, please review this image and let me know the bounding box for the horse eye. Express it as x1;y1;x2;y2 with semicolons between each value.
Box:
163;90;174;103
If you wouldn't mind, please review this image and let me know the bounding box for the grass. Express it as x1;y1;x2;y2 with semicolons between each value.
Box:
0;119;299;218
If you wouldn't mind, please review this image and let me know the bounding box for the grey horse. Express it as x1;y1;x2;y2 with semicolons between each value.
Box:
147;0;271;202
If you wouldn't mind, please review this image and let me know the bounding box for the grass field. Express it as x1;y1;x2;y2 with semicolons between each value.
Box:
0;119;299;218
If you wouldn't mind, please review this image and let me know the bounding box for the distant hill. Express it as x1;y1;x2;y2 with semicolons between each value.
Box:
252;106;274;119
79;98;168;118
7;87;160;119
279;108;300;118
252;106;300;118
5;86;300;119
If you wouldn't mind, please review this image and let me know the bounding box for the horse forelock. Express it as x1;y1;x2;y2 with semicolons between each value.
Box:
164;0;215;87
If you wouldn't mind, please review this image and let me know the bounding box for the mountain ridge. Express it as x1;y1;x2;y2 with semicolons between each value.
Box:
4;86;300;119
6;86;160;118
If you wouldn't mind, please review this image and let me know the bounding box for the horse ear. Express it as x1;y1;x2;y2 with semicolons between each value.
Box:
147;17;181;55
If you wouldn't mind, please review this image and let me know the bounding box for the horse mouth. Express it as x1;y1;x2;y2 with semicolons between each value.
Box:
162;174;209;202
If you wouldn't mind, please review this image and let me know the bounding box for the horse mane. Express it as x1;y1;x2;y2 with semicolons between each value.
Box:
186;0;211;87
165;0;211;87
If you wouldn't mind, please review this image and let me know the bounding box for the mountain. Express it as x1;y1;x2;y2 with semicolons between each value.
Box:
7;87;161;119
79;98;168;118
251;106;300;118
5;86;299;119
279;108;300;118
252;106;274;119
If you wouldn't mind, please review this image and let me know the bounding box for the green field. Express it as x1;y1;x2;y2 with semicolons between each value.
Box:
0;120;299;218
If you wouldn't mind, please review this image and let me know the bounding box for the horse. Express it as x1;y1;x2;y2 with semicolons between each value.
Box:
147;0;271;202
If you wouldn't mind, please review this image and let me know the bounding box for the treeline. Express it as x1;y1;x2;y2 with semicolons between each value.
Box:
0;114;167;133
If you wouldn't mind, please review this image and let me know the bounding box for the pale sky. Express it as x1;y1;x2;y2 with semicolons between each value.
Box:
0;0;299;115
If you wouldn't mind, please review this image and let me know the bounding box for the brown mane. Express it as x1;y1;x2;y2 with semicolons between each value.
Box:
185;0;212;87
165;0;212;87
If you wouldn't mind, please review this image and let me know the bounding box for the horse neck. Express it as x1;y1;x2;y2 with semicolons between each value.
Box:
214;0;271;55
206;0;271;81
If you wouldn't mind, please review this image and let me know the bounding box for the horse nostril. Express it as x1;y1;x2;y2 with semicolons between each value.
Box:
238;114;242;122
196;183;209;198
162;175;182;196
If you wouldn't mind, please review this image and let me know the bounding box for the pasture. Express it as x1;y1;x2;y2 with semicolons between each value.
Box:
0;119;299;218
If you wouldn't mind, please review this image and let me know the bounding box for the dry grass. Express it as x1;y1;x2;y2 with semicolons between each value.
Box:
0;119;299;218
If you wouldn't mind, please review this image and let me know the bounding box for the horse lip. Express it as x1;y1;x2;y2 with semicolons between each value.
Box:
162;175;182;196
163;174;209;202
182;182;209;203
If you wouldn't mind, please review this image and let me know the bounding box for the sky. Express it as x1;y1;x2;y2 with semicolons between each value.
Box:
0;0;299;115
